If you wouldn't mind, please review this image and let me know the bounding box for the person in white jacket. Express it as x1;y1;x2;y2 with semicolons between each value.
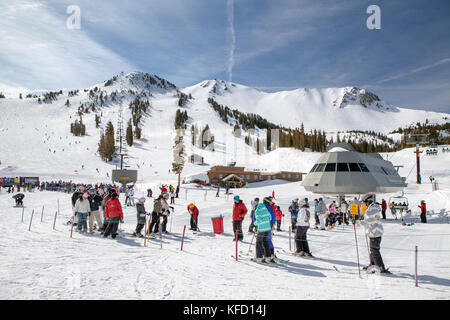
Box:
360;193;389;273
294;199;312;256
74;193;91;233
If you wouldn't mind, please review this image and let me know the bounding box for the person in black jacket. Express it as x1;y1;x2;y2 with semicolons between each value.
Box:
133;197;148;237
88;189;104;233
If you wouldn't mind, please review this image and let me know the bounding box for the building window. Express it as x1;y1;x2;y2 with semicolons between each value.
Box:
282;174;286;178
219;174;223;179
246;175;250;179
287;174;291;178
254;175;258;180
296;174;299;179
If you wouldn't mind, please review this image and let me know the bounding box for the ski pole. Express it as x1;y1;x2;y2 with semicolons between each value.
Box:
353;222;361;277
248;232;255;254
21;207;25;223
181;225;186;251
364;234;370;259
170;208;174;232
40;205;44;222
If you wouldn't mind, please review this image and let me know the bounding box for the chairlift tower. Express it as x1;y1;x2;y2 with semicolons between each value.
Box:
405;133;429;184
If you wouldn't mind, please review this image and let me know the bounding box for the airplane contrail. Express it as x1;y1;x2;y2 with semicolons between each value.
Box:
227;0;235;82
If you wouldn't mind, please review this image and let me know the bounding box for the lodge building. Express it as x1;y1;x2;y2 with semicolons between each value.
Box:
207;166;304;186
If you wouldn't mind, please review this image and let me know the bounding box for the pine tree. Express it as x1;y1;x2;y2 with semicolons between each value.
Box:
126;119;133;147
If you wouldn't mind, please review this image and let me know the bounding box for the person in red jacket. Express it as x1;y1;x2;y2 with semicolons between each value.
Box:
187;203;200;231
103;191;124;238
381;199;387;220
232;195;247;241
418;200;427;223
274;206;284;231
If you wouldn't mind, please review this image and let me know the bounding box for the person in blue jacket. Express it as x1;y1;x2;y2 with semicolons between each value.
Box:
253;197;277;262
253;198;276;263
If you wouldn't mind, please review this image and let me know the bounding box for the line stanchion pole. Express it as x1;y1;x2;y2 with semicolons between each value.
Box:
41;205;44;222
181;225;186;251
289;225;292;252
235;230;238;261
415;245;418;287
53;211;58;230
353;222;361;277
70;216;75;238
21;207;25;223
28;209;35;231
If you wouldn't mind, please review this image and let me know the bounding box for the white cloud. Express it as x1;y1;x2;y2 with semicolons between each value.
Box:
0;0;136;90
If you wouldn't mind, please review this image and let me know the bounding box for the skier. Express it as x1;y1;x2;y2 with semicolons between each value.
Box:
339;199;349;225
360;194;390;273
317;198;326;230
69;187;83;226
288;199;299;231
187;203;200;231
73;193;91;233
274;206;284;231
12;193;25;207
225;184;230;195
103;191;124;239
160;193;173;233
326;201;337;228
248;197;259;233
147;188;153;198
313;199;320;228
418;200;427;223
216;185;220;197
294;199;312;256
87;189;103;233
262;197;277;260
133;197;148;237
169;188;175;204
389;201;397;219
148;195;163;235
232;195;247;241
99;188;114;233
381;199;387;220
175;185;179;198
253;202;276;263
350;197;361;224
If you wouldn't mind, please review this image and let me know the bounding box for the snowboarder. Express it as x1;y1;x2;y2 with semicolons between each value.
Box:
361;194;390;273
232;195;247;241
294;199;312;256
103;191;124;239
418;200;427;223
133;197;148;237
289;199;299;231
187;203;199;231
73;193;91;233
12;193;25;207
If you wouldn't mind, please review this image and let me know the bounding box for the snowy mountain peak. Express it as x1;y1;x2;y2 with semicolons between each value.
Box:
100;71;177;94
337;86;393;111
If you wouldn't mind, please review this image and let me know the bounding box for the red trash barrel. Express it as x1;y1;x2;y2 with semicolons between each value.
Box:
211;215;224;234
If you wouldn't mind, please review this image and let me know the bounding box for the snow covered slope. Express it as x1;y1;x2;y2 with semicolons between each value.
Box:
182;79;449;132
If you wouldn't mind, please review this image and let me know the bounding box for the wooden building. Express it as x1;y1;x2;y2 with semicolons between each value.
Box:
207;166;304;186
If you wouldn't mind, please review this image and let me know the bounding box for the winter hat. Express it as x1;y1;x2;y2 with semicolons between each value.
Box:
189;203;195;208
83;193;89;199
421;200;425;203
111;191;118;198
138;197;146;203
263;197;273;205
233;195;240;201
163;193;169;199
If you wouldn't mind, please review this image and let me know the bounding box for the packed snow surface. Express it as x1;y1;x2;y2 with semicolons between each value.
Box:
1;146;450;300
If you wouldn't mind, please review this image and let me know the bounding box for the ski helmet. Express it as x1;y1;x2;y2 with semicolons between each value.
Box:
233;195;240;201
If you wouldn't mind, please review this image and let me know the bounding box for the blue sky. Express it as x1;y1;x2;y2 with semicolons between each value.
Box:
1;0;449;112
